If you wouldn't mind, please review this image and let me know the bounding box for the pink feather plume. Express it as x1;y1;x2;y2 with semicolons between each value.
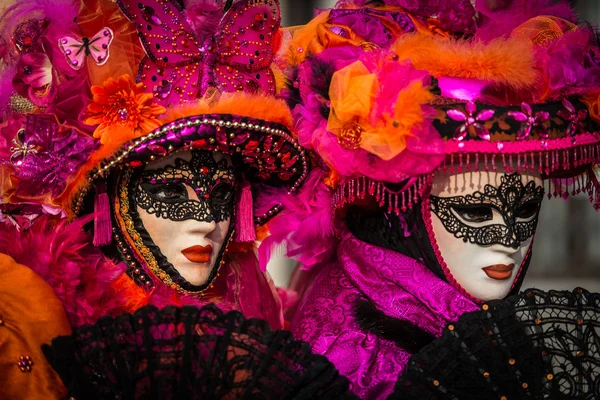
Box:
257;167;338;272
0;215;126;327
475;0;576;41
183;0;225;42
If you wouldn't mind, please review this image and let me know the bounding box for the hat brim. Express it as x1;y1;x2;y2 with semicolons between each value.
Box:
71;113;308;216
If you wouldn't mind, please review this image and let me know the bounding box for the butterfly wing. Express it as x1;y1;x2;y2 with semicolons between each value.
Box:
117;0;203;105
209;0;281;94
212;63;275;95
58;36;87;70
136;56;202;105
86;28;114;66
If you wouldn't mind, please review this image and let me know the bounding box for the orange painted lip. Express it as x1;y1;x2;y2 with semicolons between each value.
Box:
181;245;212;263
482;263;515;280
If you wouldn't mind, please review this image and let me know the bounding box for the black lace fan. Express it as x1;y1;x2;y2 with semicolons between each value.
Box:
390;288;600;400
43;304;357;400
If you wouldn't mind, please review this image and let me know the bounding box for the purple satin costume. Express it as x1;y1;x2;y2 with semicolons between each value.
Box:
291;232;478;399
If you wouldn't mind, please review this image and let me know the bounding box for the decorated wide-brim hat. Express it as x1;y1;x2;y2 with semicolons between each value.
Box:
70;0;308;220
286;0;600;215
68;92;308;221
0;0;308;231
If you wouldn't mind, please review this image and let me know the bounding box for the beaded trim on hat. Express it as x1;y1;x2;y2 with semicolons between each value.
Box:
333;144;600;215
334;157;600;215
332;97;600;214
73;113;309;216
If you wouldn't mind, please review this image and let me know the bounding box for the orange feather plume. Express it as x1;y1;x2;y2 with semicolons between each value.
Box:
392;34;538;89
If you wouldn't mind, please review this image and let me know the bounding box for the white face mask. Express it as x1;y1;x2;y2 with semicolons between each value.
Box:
135;150;235;286
428;168;544;301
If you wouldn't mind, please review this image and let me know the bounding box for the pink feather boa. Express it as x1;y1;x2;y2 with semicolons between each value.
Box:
0;63;17;116
0;215;126;327
258;167;339;272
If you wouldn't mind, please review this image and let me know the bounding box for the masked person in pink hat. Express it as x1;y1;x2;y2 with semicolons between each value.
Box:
0;0;311;397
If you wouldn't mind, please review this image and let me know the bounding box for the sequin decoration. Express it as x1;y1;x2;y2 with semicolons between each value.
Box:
117;0;279;106
338;121;363;150
13;19;47;53
447;101;495;141
18;356;33;372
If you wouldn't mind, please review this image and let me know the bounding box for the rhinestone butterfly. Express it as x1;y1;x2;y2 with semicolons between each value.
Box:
58;27;114;70
117;0;280;106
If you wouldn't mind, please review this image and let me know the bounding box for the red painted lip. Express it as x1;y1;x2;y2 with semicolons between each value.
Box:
482;263;515;280
181;245;212;263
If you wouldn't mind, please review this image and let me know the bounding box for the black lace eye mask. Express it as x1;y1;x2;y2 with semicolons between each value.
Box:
429;173;544;248
134;150;235;222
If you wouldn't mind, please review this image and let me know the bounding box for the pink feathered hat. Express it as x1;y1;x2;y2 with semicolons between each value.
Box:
285;0;600;215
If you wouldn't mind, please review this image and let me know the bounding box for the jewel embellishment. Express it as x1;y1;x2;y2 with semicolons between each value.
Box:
557;99;588;137
117;108;129;120
507;102;550;140
18;356;33;372
9;128;37;166
338;121;363;150
447;101;495;141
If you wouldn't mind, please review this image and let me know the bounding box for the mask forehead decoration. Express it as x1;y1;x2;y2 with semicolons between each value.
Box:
430;173;544;248
135;150;235;222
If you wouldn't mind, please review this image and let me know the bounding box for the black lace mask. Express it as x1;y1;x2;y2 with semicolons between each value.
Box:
429;173;544;248
134;150;235;222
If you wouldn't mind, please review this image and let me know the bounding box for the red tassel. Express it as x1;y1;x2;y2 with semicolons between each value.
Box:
233;180;256;242
93;181;112;246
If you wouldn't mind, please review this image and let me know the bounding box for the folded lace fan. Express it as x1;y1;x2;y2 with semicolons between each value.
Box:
390;288;600;400
44;304;357;400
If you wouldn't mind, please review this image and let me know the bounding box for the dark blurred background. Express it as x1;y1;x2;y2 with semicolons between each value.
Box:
267;0;600;291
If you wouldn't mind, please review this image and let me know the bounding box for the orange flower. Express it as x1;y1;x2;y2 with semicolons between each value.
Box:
327;58;431;161
84;74;166;145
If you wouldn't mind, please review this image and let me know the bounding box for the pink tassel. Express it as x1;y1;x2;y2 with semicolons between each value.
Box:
93;181;112;246
233;180;256;242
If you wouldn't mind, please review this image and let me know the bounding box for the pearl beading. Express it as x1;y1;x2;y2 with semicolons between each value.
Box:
73;114;309;215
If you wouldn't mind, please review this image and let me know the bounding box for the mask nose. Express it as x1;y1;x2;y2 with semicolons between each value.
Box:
185;219;217;237
499;220;527;252
496;242;522;255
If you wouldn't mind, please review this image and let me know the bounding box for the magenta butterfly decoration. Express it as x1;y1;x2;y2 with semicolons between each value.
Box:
58;27;114;70
116;0;280;106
